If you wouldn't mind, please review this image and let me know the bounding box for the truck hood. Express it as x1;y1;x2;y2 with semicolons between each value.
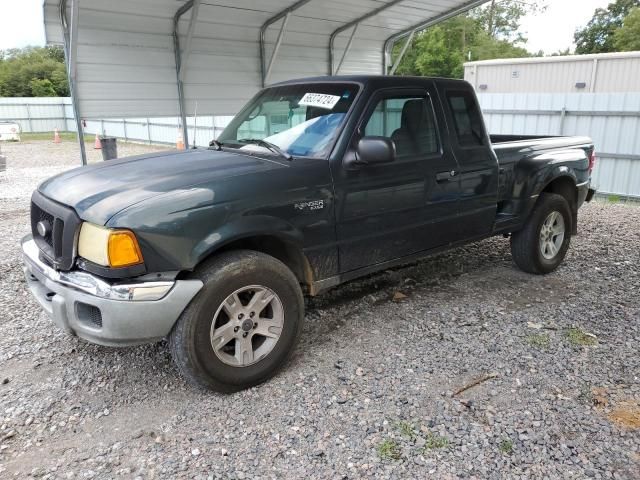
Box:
38;149;287;225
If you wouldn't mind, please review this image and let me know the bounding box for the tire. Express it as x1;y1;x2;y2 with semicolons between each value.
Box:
510;193;573;274
169;250;304;392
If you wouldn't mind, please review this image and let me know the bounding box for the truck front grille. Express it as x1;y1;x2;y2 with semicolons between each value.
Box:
31;202;56;248
30;191;81;271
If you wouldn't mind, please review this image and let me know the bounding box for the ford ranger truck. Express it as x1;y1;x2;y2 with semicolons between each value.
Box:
22;76;596;391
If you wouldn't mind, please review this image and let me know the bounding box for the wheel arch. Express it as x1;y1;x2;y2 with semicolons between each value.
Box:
539;175;579;235
188;221;314;291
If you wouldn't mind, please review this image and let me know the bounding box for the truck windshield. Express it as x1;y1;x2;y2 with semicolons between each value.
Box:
217;83;359;159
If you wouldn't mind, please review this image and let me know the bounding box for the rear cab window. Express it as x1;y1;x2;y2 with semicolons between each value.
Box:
446;90;485;147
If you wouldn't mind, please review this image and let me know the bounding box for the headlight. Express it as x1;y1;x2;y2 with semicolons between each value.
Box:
78;222;143;268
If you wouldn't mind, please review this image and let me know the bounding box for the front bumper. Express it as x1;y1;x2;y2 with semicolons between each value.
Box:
22;235;203;346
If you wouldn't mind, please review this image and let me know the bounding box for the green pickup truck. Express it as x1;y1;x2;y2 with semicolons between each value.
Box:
22;76;596;391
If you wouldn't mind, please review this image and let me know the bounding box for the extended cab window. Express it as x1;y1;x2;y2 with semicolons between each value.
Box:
364;96;438;158
446;91;484;147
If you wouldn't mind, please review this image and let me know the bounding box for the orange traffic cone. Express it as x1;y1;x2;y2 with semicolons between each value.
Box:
94;133;102;150
53;128;61;144
176;128;185;150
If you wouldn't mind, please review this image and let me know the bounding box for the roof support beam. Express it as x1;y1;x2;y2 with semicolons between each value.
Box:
389;30;414;75
329;0;406;76
178;0;201;83
263;11;291;86
173;0;199;149
260;0;314;87
333;23;359;75
383;0;489;74
59;0;87;165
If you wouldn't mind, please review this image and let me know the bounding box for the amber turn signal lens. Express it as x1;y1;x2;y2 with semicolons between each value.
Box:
107;230;143;267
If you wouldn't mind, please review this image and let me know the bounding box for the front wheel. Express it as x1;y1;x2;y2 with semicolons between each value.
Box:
510;193;573;274
169;250;304;392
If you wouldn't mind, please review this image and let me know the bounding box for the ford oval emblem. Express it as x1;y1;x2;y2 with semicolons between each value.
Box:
37;220;51;237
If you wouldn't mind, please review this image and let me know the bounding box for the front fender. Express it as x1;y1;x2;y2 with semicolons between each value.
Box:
190;215;304;268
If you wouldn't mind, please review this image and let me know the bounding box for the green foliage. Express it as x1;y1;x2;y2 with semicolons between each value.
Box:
376;439;402;460
526;333;551;349
613;7;640;50
0;46;69;97
395;421;417;441
566;327;598;346
29;78;57;97
391;4;532;79
472;0;546;42
574;0;640;54
499;438;514;454
424;432;449;450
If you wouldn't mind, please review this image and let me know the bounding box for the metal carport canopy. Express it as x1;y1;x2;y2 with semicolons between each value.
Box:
44;0;487;156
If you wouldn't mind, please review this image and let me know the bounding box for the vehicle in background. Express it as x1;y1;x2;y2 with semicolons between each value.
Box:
0;122;21;142
22;76;596;392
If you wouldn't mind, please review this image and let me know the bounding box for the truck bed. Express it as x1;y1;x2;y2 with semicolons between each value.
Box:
491;134;594;228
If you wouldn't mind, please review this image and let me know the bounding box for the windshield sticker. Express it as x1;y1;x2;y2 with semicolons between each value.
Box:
299;93;341;110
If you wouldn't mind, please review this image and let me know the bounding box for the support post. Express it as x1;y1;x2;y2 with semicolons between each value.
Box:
334;23;359;75
173;0;199;150
329;0;407;76
178;0;201;83
60;0;87;165
389;30;414;75
263;12;291;86
260;0;314;88
25;103;33;132
383;0;489;74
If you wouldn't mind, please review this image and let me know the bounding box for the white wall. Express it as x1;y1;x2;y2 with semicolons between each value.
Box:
478;92;640;198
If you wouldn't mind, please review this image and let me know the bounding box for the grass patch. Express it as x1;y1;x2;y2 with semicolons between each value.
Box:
499;438;513;454
566;327;597;346
526;333;550;349
377;439;402;460
20;131;93;142
607;194;621;204
424;433;449;450
395;421;416;441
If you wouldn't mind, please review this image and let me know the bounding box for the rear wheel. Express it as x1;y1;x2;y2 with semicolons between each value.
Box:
169;250;304;392
510;193;572;274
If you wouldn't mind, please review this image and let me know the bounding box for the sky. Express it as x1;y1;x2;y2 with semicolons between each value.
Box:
519;0;612;54
0;0;615;55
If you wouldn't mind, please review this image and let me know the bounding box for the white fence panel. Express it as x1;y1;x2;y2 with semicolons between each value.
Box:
478;92;640;198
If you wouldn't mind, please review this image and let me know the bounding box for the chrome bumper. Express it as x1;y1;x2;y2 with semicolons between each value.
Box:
22;235;203;346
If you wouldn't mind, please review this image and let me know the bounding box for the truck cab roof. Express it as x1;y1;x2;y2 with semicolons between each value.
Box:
272;75;473;90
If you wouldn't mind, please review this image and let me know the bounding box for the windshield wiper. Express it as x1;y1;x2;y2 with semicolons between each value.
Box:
208;139;224;151
237;138;293;161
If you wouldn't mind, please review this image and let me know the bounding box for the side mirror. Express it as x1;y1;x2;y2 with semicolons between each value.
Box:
354;136;396;167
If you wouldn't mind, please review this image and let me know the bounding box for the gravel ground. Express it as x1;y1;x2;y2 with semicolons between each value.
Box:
0;140;639;479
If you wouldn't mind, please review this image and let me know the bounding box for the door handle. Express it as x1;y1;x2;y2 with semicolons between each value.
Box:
436;170;458;182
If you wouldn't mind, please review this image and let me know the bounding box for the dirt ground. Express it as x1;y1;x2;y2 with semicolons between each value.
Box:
0;139;638;479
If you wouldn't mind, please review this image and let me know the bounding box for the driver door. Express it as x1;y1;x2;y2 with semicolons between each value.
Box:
332;88;460;273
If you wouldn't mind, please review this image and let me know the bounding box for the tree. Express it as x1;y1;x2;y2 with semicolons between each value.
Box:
574;0;640;54
613;7;640;50
29;78;57;97
0;46;69;97
391;11;531;79
473;0;546;43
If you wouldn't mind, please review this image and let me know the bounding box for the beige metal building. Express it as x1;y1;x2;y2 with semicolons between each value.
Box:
464;51;640;94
